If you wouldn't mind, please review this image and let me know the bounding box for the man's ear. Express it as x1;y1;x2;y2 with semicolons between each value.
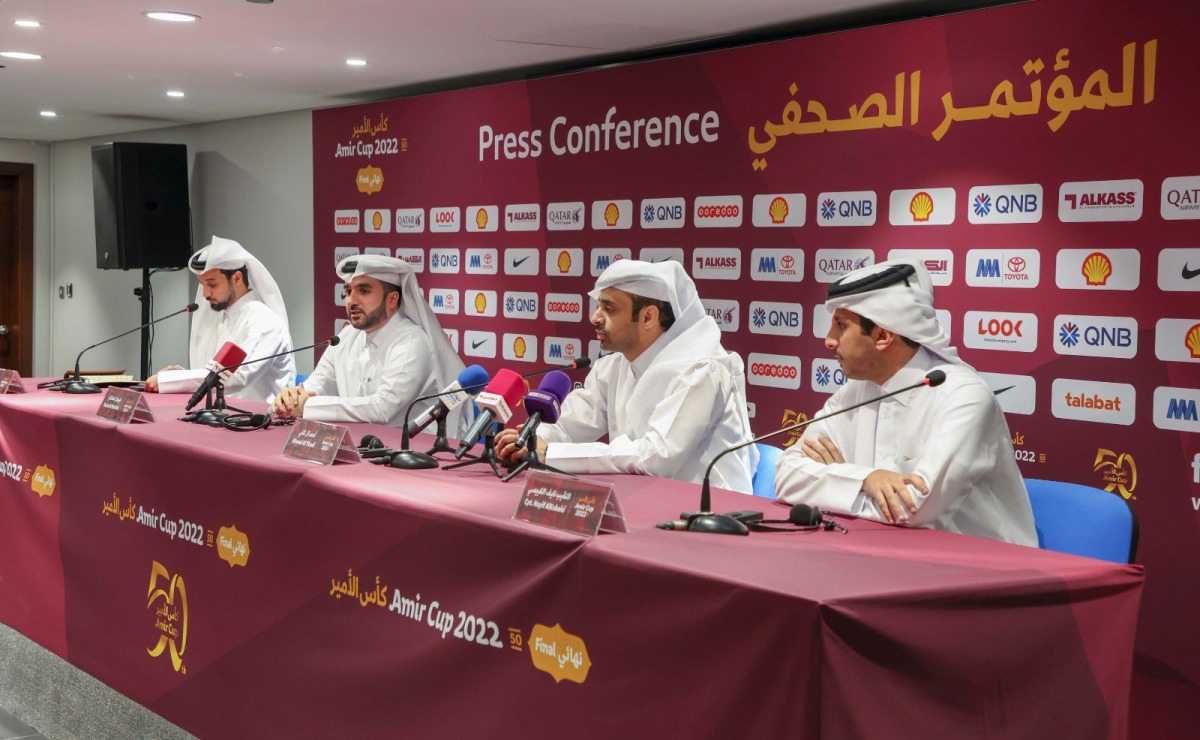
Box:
639;304;660;330
873;327;898;352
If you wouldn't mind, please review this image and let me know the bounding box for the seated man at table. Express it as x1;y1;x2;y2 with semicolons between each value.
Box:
145;236;294;403
774;259;1037;545
272;255;465;427
496;259;757;493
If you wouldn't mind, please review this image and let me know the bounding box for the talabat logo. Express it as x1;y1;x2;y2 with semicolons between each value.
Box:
591;199;632;229
394;247;425;272
147;561;189;673
1161;176;1200;220
503;291;539;320
365;208;391;233
814;249;873;283
1051;378;1136;425
429;206;461;233
427;288;459;315
750;249;803;282
394;208;425;233
546;248;584;277
464;330;496;359
1059;179;1143;222
465;290;496;318
590;248;630;276
810;358;846;394
1153;386;1200;433
333;210;360;233
887;249;954;287
505;248;540;276
545;293;584;322
429;248;460;274
980;372;1037;415
964;249;1040;288
890;188;956;225
1053;315;1138;359
505;203;541;232
701;299;740;332
640;197;686;229
691;248;741;280
544;338;583;365
356;165;383;195
693;195;743;228
1154;319;1200;363
747;352;802;389
816;190;876;226
752;193;805;227
963;311;1038;352
749;301;803;337
1156;248;1200;291
638;247;684;265
1056;249;1140;290
967;184;1043;224
546;201;585;231
503;333;537;363
1094;448;1137;500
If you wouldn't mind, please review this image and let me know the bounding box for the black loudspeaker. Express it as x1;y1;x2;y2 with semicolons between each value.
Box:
92;142;192;270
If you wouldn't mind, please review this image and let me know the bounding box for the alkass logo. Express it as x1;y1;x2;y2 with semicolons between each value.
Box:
693;195;743;228
503;333;537;363
1055;249;1140;290
749;301;803;337
980;372;1037;415
1153;386;1200;433
365;208;391;233
963;311;1038;352
691;248;741;280
1051;379;1136;425
464;248;498;275
546;201;585;231
890;188;956;225
1161;176;1200;220
429;248;460;274
1094;448;1137;499
147;561;189;673
701;299;740;332
545;293;583;322
503;291;539;320
1157;248;1200;291
590;248;630;276
429;206;461;233
1053;315;1138;359
887;249;954;286
465;290;496;318
466;205;499;232
547;248;584;276
333;210;360;233
427;288;459;315
640;197;686;229
810;359;846;394
965;249;1040;288
394;208;425;233
505;248;540;276
444;329;459;353
752;194;805;227
750;249;803;282
779;409;809;447
591;199;632;229
967;184;1043;224
638;247;684;265
814;249;873;283
394;247;425;272
464;330;496;359
505;203;541;232
544;338;583;365
356;165;383;195
816;190;876;227
1154;319;1200;363
747;352;802;389
1059;179;1143;222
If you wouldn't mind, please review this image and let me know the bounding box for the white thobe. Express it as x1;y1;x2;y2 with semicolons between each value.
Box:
537;325;757;494
774;348;1037;546
301;312;436;426
157;294;294;404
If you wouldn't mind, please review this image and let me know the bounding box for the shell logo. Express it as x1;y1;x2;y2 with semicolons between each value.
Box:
475;208;489;230
1081;252;1113;286
1186;323;1200;358
603;202;620;227
371;211;384;230
909;192;934;221
557;250;572;273
769;197;789;224
474;293;487;313
514;336;527;358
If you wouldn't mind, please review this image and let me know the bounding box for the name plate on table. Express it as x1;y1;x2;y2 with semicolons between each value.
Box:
95;387;155;424
281;419;362;465
514;470;629;537
0;369;27;394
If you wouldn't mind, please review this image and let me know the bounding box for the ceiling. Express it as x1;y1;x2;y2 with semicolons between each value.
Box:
0;0;996;143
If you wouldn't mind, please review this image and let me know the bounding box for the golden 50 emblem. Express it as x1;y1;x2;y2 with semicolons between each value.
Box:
780;410;808;448
1094;448;1137;499
147;561;189;672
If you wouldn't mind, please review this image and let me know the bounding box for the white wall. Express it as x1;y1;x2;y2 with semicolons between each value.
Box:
45;110;315;378
0;138;53;375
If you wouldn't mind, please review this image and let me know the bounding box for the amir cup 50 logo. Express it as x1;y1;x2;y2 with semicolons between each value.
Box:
1094;448;1137;500
147;561;189;673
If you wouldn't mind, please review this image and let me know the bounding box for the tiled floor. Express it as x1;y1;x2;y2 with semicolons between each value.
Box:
0;705;45;740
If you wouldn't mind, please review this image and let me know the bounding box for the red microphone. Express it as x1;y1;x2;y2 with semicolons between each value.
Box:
184;342;247;411
454;369;526;457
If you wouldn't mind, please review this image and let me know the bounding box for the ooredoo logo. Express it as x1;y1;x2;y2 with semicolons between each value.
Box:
544;293;583;322
752;194;805;227
963;311;1038;352
1053;315;1137;359
591;199;632;229
889;188;956;225
747;352;802;389
429;206;461;233
334;210;360;233
466;205;499;232
365;208;391;233
967;184;1043;224
546;248;584;277
1059;179;1143;222
1051;379;1136;425
693;195;744;228
1055;249;1140;290
691;248;741;280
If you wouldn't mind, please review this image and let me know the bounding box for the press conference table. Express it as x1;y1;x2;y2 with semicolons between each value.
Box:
0;386;1143;739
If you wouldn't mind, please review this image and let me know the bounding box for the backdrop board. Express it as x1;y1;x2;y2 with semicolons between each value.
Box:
312;0;1200;733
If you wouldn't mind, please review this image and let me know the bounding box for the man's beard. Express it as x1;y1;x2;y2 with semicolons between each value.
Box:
350;302;388;331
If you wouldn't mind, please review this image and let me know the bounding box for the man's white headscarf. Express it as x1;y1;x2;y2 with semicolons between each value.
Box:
336;253;466;407
188;236;289;366
589;259;707;342
825;259;967;366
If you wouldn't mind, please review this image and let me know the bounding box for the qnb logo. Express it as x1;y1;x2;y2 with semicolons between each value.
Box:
973;194;993;218
642;204;683;223
1059;322;1080;347
814;364;845;387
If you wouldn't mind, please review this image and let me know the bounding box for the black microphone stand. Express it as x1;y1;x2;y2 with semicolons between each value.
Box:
443;426;505;477
501;423;571;483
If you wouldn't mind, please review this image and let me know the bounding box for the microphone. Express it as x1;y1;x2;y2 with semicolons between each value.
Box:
515;370;571;448
454;369;526;458
56;303;199;394
184;342;248;412
389;365;491;470
220;335;340;377
682;369;948;536
518;356;591;379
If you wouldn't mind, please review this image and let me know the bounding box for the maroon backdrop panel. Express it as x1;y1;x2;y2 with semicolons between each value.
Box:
312;0;1199;732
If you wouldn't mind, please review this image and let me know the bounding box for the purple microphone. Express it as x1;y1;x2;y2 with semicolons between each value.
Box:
515;370;572;448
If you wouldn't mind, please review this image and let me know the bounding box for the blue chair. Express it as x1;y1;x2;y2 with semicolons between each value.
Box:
1024;478;1139;563
751;443;784;499
295;373;309;385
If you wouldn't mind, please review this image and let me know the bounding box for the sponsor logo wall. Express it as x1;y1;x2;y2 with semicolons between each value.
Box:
312;0;1200;728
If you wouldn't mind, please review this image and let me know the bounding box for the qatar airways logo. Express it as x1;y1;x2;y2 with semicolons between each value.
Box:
963;311;1038;352
364;208;391;234
1059;179;1143;222
810;359;846;394
750;249;803;282
814;249;873;283
333;210;360;233
1052;379;1136;425
465;205;499;233
701;299;740;332
1161;176;1200;220
544;293;584;322
693;195;743;228
747;353;802;390
394;248;425;272
640;197;686;229
887;249;954;287
692;248;741;280
503;291;539;320
591;199;633;229
429;206;461;233
546;201;585;231
394;208;425;233
752;193;805;227
333;247;359;268
505;203;541;231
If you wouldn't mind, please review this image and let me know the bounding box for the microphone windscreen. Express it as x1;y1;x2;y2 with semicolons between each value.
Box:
925;369;947;387
328;335;341;347
487;368;527;409
185;303;199;312
538;370;572;402
458;364;490;395
789;504;822;527
572;357;592;369
214;341;247;368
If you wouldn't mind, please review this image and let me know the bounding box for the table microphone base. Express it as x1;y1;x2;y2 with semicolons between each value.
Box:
388;450;440;470
63;380;101;394
686;513;750;536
